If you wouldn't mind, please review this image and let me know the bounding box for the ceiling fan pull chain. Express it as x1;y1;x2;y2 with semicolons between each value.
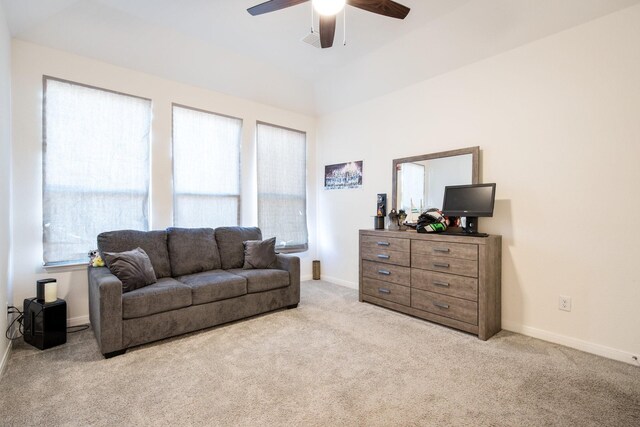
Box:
343;6;347;46
311;1;315;33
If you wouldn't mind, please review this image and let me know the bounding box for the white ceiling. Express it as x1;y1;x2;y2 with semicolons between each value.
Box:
3;0;640;115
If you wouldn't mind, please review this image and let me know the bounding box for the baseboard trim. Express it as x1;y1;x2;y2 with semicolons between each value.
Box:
303;275;638;365
301;274;313;282
0;340;12;380
68;315;90;327
319;276;357;290
502;320;639;366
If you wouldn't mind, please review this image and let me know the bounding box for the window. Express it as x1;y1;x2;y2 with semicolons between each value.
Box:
43;77;152;265
172;105;242;228
256;122;308;252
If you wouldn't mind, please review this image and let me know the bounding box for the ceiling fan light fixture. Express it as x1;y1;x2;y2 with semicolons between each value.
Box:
312;0;346;16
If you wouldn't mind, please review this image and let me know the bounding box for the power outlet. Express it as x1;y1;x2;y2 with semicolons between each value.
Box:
559;295;572;312
7;304;18;339
7;303;17;323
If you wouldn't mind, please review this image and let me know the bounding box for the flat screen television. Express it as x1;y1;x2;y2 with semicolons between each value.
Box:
442;183;496;234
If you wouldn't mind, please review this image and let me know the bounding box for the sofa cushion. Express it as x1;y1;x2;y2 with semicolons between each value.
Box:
243;237;277;269
98;230;172;279
215;227;262;269
122;277;192;319
177;270;247;305
166;227;221;276
228;268;289;294
103;247;157;293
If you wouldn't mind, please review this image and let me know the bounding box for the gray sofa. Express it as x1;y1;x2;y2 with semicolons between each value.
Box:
88;226;300;358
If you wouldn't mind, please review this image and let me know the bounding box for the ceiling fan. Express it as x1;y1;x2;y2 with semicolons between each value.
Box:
247;0;411;49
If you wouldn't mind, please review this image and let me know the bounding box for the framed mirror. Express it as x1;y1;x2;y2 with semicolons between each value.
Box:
392;147;479;222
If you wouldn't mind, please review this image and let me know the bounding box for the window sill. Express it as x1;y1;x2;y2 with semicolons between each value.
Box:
276;246;309;255
43;260;90;272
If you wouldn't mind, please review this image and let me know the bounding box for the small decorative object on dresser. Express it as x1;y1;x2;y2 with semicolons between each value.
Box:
388;209;400;231
376;193;387;217
398;210;408;230
375;193;386;229
359;229;501;340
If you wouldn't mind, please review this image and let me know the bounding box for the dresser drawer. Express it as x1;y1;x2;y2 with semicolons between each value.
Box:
411;269;478;301
361;235;410;253
361;246;410;267
362;260;411;286
362;277;410;306
411;289;478;325
411;254;478;278
359;229;502;341
412;240;477;261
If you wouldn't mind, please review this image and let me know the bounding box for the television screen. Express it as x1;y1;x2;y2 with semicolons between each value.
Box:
442;183;496;217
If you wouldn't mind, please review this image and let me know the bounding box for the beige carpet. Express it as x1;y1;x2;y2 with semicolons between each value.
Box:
1;280;639;426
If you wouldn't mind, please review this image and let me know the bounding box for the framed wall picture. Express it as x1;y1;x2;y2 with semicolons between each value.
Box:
324;161;363;190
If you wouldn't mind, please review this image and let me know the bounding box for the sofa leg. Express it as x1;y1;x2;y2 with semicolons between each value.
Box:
103;349;126;359
287;303;298;309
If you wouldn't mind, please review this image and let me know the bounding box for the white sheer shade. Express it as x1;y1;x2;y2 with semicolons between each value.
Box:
172;105;242;228
399;162;425;213
257;123;308;252
43;78;151;265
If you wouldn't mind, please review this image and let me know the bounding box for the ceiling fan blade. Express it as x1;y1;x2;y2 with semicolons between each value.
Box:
346;0;410;19
247;0;309;16
319;14;336;48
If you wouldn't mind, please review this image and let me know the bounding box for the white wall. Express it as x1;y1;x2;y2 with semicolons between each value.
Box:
7;0;317;115
0;2;12;374
424;155;473;210
11;40;317;326
313;0;640;114
317;5;640;363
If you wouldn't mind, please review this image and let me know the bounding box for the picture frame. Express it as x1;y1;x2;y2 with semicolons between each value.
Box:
324;161;363;190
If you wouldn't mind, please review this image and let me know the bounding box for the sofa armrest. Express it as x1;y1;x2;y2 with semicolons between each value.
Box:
274;253;299;272
275;254;300;305
88;266;123;354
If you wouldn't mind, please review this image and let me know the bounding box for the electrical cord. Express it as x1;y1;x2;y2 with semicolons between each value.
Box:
5;300;90;339
5;300;88;339
5;304;26;340
67;324;89;333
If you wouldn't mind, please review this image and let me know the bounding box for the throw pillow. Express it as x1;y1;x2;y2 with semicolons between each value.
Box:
215;227;263;269
103;247;157;292
243;237;277;269
97;230;172;279
166;227;221;276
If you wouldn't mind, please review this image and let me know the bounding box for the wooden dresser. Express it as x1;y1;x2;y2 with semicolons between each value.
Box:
359;229;501;340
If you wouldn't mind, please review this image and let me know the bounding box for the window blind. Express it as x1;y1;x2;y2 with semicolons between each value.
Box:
43;77;151;265
256;123;308;252
172;105;242;228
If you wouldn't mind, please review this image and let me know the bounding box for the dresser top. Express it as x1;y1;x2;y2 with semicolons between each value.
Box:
360;228;501;245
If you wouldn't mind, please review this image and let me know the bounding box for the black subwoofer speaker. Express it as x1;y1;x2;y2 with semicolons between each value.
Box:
23;298;67;350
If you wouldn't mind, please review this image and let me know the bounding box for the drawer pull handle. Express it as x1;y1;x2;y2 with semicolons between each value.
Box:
378;270;391;275
377;241;390;246
433;248;450;253
434;263;450;268
378;288;391;294
433;281;450;287
434;302;450;309
377;254;390;259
